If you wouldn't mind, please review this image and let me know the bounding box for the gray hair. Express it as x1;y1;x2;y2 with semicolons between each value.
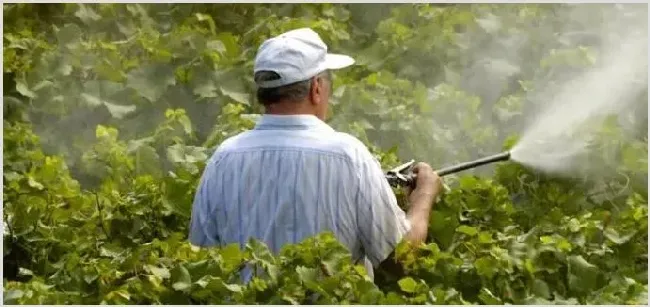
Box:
254;70;331;106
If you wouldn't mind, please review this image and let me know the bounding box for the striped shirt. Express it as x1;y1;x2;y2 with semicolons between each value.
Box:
188;114;411;279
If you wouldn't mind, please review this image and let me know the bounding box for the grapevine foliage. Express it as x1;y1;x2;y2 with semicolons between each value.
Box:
3;3;648;304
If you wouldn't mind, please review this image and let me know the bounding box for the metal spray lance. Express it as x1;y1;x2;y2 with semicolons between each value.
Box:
385;151;511;188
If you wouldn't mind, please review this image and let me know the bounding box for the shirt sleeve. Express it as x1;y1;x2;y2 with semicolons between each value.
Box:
188;161;220;247
354;150;412;267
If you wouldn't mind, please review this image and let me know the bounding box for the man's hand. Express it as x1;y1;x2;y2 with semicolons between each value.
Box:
403;162;443;245
407;162;443;201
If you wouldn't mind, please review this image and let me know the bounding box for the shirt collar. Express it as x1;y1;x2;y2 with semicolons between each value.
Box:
254;114;334;131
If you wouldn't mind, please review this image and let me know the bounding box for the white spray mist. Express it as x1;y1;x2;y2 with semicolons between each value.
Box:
510;27;648;177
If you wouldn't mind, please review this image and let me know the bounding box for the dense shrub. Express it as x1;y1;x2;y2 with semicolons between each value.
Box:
3;3;647;304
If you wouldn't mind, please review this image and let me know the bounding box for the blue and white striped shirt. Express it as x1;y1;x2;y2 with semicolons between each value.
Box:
188;114;411;278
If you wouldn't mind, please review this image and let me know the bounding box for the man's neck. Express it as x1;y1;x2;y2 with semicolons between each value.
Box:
264;100;316;116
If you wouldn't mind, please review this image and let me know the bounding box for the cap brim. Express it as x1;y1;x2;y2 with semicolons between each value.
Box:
324;53;355;70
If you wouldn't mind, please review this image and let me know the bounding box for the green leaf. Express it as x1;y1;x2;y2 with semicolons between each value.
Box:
75;4;101;24
80;93;102;107
532;279;551;299
382;292;407;304
18;267;33;277
145;265;171;279
456;225;478;236
220;86;250;105
167;144;207;164
478;288;502;304
193;82;218;99
603;227;636;245
95;125;118;140
207;40;226;54
99;246;123;258
178;114;193;135
478;231;494;243
32;80;53;92
398;277;418;293
215;32;240;58
524;258;536;275
296;266;320;289
133;144;161;177
4;290;24;303
458;176;479;189
84;273;98;284
195;13;216;35
106;289;131;303
568;255;600;293
16;80;36;99
27;176;44;190
55;23;82;47
4;170;21;180
191;67;219;98
104;102;137;119
540;235;555;244
321;252;348;276
474;256;497;279
172;265;192;292
224;283;242;293
126;64;176;102
219;243;245;271
82;81;137;118
567;218;581;232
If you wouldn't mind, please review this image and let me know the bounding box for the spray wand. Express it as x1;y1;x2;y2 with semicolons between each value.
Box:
385;151;511;188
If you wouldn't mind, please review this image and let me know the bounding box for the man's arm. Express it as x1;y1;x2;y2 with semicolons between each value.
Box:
376;163;442;278
354;153;442;272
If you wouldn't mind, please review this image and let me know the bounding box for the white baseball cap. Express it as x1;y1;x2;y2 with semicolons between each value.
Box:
253;28;355;88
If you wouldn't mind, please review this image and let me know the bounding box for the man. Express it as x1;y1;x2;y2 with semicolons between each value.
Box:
188;28;443;280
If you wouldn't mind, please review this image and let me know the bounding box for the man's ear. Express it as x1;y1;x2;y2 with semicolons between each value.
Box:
309;76;323;105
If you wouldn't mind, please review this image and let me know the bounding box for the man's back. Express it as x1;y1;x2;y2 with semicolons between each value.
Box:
189;115;411;278
189;28;441;283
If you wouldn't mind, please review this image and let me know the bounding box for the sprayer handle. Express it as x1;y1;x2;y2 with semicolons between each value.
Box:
404;173;417;189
